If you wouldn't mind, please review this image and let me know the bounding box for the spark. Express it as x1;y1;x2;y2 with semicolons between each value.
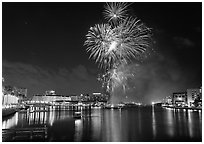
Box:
108;41;118;53
98;64;138;94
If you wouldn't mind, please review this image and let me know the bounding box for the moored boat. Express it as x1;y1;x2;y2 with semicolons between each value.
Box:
73;112;82;119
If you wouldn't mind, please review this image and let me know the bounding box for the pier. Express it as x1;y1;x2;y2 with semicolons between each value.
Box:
2;126;48;141
162;105;202;111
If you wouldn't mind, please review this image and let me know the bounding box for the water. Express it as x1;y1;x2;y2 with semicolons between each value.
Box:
2;106;202;142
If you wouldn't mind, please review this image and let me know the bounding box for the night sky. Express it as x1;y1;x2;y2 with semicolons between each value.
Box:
2;2;202;104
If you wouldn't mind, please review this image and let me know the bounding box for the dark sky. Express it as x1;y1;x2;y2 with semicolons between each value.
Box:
2;2;202;104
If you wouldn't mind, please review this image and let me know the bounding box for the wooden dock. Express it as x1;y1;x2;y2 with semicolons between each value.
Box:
2;126;48;141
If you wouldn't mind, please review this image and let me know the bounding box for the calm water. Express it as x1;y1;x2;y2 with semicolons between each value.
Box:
2;106;202;142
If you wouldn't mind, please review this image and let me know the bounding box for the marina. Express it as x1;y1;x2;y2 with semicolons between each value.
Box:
2;106;202;142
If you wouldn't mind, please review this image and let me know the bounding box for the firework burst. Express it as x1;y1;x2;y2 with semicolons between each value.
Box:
85;2;153;98
103;2;130;23
84;16;152;69
84;24;117;69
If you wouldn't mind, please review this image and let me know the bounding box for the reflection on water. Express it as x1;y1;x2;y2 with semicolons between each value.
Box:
198;110;202;134
91;109;101;141
166;108;174;137
152;105;156;139
138;107;142;134
110;110;121;141
2;106;202;142
74;119;83;142
2;112;18;129
188;110;193;138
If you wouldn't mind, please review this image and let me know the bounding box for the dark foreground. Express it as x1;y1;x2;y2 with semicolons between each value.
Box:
2;106;202;142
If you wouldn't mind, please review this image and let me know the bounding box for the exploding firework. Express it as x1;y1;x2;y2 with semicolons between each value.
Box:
103;2;130;23
84;16;152;69
85;2;152;100
84;24;116;69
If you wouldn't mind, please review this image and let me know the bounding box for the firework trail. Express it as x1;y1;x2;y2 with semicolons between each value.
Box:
98;63;139;94
85;2;152;100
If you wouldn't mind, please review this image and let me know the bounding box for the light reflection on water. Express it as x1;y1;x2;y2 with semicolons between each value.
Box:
152;105;156;139
188;110;193;138
2;112;18;129
138;108;142;134
74;119;83;142
109;110;120;141
2;106;202;142
166;108;174;137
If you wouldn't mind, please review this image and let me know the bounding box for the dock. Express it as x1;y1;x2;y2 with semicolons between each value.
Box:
162;106;202;111
2;126;48;142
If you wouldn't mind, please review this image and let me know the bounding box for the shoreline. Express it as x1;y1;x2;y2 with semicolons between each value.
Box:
162;106;202;110
2;107;18;117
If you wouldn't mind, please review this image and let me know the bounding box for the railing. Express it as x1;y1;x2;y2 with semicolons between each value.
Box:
2;126;48;141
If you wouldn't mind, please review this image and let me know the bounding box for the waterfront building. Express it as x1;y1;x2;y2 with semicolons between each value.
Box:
30;91;109;104
3;85;27;102
2;85;25;108
187;88;202;107
30;90;74;104
31;94;71;103
45;90;56;95
172;92;187;106
163;96;173;106
80;94;90;102
2;94;19;108
16;87;27;103
91;93;108;102
91;93;101;101
70;95;79;101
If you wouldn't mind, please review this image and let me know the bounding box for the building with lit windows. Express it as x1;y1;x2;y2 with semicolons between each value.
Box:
2;85;19;108
30;91;109;104
45;90;56;95
172;92;187;106
16;87;27;103
70;95;79;101
163;96;173;106
31;94;71;103
187;88;202;107
2;94;19;107
80;94;90;102
91;93;109;102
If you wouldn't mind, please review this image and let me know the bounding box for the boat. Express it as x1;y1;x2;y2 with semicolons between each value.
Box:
73;112;82;119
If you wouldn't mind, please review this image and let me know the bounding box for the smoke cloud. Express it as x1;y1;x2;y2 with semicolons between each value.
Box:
111;52;201;104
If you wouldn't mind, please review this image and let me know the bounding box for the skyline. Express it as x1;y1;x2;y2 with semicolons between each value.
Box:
2;2;202;104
